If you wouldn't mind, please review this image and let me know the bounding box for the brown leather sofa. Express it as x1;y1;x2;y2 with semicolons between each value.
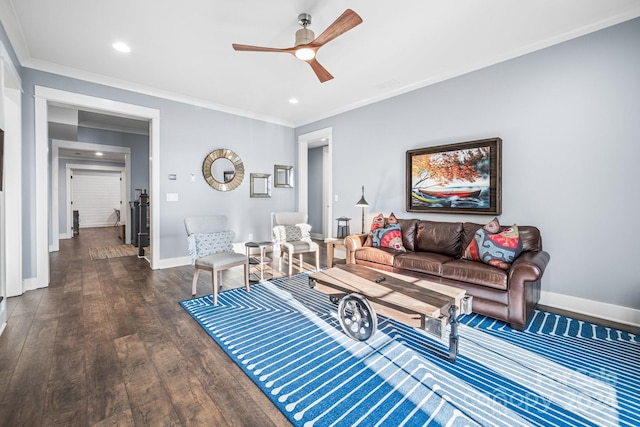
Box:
345;219;550;330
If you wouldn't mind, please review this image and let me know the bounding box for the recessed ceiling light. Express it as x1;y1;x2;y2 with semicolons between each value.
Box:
289;98;299;104
112;42;131;53
95;152;104;156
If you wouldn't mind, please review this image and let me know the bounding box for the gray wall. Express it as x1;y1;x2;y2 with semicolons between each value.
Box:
297;18;640;310
20;69;296;276
307;146;323;235
77;127;150;200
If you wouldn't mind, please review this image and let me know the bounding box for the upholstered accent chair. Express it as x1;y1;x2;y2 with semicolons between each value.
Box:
185;215;249;305
272;212;320;278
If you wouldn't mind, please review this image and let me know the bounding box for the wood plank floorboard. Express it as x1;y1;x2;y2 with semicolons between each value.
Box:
0;226;339;427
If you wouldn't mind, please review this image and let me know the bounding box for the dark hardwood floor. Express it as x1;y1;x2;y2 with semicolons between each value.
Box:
0;227;334;426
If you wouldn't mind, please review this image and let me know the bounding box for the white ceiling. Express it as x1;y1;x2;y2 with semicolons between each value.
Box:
2;0;640;127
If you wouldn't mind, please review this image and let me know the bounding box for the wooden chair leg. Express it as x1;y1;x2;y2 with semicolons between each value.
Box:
212;268;219;306
192;267;200;296
288;251;293;278
315;250;320;272
244;261;250;292
298;254;303;274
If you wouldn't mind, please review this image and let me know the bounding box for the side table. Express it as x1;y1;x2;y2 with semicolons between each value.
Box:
324;237;346;268
245;241;273;282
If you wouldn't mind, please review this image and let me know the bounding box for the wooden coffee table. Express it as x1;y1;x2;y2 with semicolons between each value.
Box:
309;264;473;362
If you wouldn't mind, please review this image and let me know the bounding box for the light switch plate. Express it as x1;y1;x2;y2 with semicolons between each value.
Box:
166;193;179;202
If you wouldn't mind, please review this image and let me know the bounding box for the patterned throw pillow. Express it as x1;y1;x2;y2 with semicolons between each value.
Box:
464;225;523;270
371;224;406;252
370;213;385;232
483;217;501;234
273;224;311;242
387;212;398;225
188;231;234;261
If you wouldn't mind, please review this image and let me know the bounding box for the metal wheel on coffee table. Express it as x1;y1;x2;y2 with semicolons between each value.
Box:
338;293;377;341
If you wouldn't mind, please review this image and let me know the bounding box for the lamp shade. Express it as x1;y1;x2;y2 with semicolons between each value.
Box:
355;186;369;207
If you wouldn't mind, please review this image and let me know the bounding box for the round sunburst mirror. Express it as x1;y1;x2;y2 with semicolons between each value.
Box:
202;149;244;191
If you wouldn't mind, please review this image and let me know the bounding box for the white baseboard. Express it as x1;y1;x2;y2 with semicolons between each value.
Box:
155;256;191;270
23;277;46;292
540;291;640;328
0;321;6;337
310;233;323;240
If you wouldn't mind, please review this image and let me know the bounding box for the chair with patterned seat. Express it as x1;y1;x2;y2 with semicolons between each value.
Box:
185;215;249;305
272;212;320;278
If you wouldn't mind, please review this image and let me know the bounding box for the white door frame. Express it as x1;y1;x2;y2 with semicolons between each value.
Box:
297;127;332;237
1;48;23;303
52;140;131;244
33;86;160;291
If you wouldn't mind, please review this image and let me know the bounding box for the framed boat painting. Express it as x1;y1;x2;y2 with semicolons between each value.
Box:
406;137;502;215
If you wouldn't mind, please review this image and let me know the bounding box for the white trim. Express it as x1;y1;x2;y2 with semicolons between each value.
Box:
297;128;333;220
154;256;191;270
52;140;131;245
34;87;160;292
3;86;23;297
23;277;43;292
322;145;331;239
540;291;640;328
0;36;21;91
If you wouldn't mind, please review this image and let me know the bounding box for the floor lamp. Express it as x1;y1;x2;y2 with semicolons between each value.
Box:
355;185;369;233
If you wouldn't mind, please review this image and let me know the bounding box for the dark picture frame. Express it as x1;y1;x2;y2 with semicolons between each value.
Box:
406;137;502;215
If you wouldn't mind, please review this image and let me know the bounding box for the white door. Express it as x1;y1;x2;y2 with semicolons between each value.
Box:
71;170;122;228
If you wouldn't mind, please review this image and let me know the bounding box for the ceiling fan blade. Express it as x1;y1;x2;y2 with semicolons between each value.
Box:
306;58;333;83
310;9;363;48
232;44;294;53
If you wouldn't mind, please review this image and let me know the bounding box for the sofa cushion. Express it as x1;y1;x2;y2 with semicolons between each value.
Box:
371;224;406;252
394;252;454;276
397;219;418;252
415;220;463;257
355;246;402;266
442;259;508;290
463;225;523;270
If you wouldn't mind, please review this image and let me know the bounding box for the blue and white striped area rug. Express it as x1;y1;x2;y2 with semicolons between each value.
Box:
180;274;639;427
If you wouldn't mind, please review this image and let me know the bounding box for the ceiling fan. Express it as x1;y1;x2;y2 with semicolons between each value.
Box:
232;9;363;83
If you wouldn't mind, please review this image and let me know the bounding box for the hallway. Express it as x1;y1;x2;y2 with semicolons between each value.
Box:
0;227;299;426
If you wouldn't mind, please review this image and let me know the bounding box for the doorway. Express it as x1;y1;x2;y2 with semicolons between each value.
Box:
33;87;160;291
297;128;332;239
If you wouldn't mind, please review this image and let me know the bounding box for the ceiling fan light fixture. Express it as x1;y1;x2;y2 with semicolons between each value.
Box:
295;47;315;60
294;27;315;60
231;9;363;82
295;27;315;46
